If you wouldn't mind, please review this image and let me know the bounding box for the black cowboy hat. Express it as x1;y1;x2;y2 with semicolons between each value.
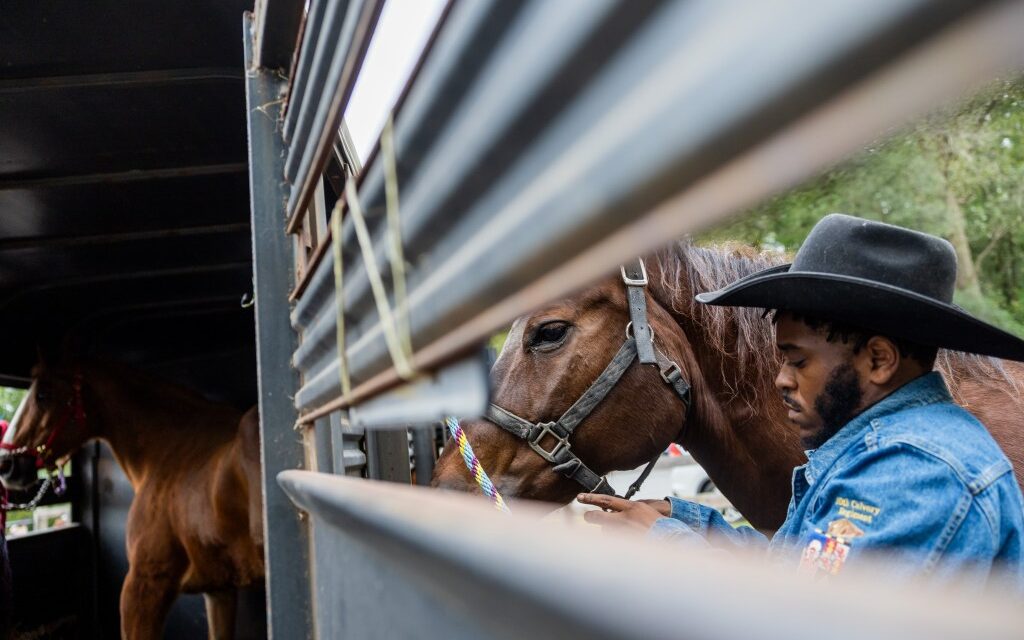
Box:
695;213;1024;362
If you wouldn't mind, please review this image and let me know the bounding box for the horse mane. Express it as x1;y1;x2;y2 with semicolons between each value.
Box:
652;241;787;405
936;351;1022;403
651;241;1023;405
45;358;243;428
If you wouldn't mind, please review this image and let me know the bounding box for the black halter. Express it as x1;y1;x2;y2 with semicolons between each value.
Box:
486;259;692;498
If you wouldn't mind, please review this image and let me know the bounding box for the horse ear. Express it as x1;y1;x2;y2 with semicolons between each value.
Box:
36;345;47;368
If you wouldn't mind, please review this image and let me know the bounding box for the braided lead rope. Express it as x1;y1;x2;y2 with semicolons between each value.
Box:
445;417;509;513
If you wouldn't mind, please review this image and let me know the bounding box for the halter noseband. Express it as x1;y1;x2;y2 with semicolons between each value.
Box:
486;259;692;498
0;372;82;519
0;372;86;469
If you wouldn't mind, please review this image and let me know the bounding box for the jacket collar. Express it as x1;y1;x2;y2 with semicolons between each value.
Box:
803;371;951;485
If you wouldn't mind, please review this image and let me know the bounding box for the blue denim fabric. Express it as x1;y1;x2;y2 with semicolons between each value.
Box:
649;372;1024;587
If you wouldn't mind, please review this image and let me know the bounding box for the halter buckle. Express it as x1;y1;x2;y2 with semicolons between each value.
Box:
620;260;648;286
528;422;571;463
660;362;683;385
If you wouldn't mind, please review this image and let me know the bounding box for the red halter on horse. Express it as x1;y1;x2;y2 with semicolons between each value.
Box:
0;375;83;522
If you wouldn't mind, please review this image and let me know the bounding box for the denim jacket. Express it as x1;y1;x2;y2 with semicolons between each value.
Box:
650;373;1024;587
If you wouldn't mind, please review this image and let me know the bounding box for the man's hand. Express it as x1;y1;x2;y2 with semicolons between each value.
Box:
576;494;671;533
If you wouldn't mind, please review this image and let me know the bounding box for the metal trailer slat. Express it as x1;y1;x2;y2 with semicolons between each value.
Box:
288;0;610;342
285;0;384;219
289;0;624;365
290;0;995;420
281;0;335;143
287;0;515;331
279;470;1024;640
283;0;355;173
243;14;313;639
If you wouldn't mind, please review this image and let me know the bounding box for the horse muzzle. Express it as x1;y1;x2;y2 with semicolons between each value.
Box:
0;453;41;491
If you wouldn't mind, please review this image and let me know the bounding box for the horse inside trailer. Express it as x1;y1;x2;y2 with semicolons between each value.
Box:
0;1;266;636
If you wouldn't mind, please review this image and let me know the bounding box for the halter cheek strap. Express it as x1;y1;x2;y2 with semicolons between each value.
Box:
622;259;656;365
486;259;692;498
38;375;84;464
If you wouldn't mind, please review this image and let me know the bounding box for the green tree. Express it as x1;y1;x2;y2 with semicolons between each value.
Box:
704;77;1024;335
0;387;26;421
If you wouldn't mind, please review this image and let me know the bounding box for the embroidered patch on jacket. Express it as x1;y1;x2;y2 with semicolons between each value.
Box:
826;517;864;539
798;523;859;577
833;496;881;525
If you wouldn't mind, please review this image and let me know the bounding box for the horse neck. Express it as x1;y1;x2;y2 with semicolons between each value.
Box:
647;265;803;530
83;363;237;487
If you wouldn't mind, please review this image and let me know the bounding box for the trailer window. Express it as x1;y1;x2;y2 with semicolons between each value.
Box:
344;0;447;161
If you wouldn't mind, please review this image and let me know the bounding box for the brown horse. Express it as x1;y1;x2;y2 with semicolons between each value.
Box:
0;356;264;639
432;243;1024;530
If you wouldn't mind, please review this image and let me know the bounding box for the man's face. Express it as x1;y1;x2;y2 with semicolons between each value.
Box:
774;314;865;450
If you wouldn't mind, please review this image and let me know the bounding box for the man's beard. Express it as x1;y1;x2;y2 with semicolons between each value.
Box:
805;362;863;450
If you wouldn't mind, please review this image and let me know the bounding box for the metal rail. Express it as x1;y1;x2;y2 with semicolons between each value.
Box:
283;0;384;228
279;470;1024;640
244;14;313;639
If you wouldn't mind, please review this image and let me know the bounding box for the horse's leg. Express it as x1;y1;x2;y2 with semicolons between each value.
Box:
239;407;264;548
121;501;187;640
204;590;237;640
120;564;182;639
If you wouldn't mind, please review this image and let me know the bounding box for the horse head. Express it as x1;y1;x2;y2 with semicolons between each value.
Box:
432;264;700;505
0;358;93;492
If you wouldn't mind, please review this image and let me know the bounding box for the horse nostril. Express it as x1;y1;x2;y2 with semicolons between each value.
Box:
0;458;12;477
432;468;471;492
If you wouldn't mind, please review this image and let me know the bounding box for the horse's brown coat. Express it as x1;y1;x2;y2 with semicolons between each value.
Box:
433;243;1024;531
8;359;263;639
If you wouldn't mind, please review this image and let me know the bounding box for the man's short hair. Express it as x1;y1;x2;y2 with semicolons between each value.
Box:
770;310;938;369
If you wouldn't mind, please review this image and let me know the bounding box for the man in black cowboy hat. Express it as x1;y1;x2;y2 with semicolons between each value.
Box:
578;214;1024;586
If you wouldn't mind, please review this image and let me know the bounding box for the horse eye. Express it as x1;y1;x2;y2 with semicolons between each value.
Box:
532;322;569;346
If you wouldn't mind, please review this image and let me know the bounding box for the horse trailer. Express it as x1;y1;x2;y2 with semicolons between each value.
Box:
2;0;1024;637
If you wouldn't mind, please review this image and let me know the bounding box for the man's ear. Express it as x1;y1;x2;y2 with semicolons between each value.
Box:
863;336;900;385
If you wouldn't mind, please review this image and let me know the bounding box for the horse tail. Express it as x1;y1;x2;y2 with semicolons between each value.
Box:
238;407;264;549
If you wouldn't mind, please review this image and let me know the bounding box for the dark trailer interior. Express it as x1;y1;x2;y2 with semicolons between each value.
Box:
0;1;264;636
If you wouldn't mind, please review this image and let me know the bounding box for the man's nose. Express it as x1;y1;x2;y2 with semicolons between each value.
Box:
775;366;795;393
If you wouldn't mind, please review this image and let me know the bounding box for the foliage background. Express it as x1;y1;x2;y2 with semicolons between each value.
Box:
701;77;1024;336
0;387;26;421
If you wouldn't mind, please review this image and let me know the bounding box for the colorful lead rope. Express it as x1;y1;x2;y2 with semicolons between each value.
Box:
445;417;509;513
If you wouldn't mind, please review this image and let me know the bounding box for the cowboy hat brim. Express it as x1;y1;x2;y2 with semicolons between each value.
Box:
695;264;1024;361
